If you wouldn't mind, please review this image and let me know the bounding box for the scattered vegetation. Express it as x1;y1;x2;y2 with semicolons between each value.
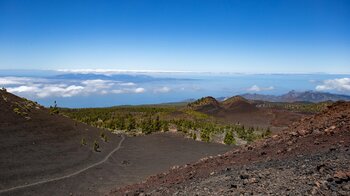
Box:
60;105;273;145
5;95;39;120
257;101;331;113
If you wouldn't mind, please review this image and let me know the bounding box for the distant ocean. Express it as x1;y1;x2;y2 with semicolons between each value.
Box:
0;70;349;108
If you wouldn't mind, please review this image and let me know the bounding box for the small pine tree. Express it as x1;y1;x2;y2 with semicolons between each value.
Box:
126;116;136;131
263;127;272;138
81;138;87;146
224;131;236;145
141;116;152;135
103;134;108;142
162;122;169;132
100;132;108;142
200;129;210;142
192;132;197;140
93;140;99;152
153;116;161;132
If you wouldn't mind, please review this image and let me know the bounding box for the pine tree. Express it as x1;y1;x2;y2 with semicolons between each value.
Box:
162;121;169;132
153;116;161;131
224;130;236;145
126;116;136;131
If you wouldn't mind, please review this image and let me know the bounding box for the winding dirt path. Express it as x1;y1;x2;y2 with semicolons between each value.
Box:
0;135;125;194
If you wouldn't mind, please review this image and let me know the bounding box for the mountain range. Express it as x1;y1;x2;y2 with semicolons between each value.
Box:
239;90;350;103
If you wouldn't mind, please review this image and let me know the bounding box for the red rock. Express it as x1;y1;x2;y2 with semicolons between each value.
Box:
334;171;350;180
297;129;307;136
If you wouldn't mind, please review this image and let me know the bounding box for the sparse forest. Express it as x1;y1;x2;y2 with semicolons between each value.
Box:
60;105;272;144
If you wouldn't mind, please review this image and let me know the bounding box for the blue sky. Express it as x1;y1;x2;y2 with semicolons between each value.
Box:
0;0;349;73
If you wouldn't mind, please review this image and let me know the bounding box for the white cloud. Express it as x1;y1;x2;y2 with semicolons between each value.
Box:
316;78;350;92
7;85;39;93
119;82;136;86
153;86;171;93
111;87;146;94
247;85;274;92
4;77;146;98
8;84;85;98
111;89;124;94
0;77;36;85
134;87;146;93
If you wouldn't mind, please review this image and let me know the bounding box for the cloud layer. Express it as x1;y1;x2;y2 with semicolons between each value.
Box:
247;85;274;92
316;78;350;92
1;77;153;98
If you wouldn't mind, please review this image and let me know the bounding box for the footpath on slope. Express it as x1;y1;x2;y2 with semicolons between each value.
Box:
0;135;125;194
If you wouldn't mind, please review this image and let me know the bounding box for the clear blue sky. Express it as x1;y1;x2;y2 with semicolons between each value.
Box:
0;0;349;73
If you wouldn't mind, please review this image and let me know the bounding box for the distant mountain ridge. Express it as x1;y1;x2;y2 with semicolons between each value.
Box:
240;90;350;103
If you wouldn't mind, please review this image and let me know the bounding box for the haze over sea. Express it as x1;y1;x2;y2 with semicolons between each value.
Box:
0;69;349;108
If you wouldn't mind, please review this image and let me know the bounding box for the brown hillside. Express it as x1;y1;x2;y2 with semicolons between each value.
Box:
222;96;258;113
187;95;306;130
111;101;350;195
187;96;221;114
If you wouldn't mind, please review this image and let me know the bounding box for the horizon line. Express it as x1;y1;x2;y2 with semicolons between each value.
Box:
0;68;349;75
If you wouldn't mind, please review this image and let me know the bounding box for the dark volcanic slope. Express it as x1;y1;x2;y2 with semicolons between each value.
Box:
111;101;350;195
0;90;124;193
0;90;231;196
